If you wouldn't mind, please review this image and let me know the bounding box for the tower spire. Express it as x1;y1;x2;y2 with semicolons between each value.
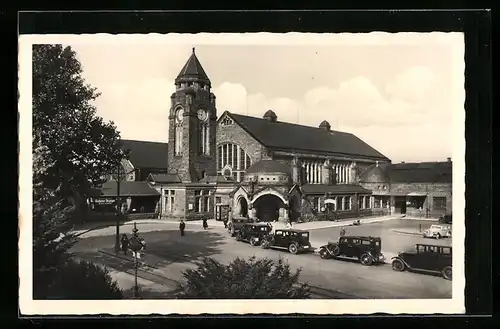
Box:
175;48;210;84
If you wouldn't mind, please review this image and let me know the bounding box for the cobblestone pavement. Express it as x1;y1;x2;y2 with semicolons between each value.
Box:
72;222;453;299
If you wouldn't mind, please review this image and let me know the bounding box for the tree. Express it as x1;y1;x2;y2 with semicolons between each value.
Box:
178;256;310;299
32;44;127;210
49;260;123;299
32;45;124;299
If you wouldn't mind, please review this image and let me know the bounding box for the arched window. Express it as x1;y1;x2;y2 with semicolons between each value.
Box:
174;107;184;156
217;143;252;182
198;122;210;155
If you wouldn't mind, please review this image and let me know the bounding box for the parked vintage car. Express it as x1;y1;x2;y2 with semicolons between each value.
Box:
391;243;452;280
438;214;453;224
318;236;385;266
261;229;313;254
235;222;273;246
422;224;452;239
228;217;252;237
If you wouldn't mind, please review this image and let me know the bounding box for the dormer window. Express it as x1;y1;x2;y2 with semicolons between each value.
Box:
220;116;234;126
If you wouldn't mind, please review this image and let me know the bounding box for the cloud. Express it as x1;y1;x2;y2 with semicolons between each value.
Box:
211;66;453;162
213;65;448;129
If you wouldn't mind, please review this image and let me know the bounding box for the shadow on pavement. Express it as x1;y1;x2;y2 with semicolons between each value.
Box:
142;229;226;266
73;229;227;268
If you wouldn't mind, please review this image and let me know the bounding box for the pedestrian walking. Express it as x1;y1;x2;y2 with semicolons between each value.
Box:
340;227;346;237
202;218;208;230
120;234;129;255
179;220;186;236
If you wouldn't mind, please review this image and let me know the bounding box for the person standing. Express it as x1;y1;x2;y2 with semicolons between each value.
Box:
179;220;186;236
202;218;208;230
340;226;346;237
120;234;129;255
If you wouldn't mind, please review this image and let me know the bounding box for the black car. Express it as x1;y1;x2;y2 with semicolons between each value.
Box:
318;236;385;266
261;229;313;254
235;223;273;246
438;214;452;224
391;243;452;280
228;217;252;237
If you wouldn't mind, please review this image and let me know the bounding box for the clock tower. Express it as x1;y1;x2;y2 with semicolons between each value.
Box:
168;48;217;182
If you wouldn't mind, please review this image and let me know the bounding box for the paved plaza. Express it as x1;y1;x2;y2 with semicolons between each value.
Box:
71;217;452;299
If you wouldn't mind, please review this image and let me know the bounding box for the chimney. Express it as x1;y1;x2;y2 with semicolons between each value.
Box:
319;120;331;131
447;157;451;163
263;110;277;122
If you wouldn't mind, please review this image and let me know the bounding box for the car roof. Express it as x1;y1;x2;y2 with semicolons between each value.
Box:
276;229;309;233
415;243;452;248
341;236;381;240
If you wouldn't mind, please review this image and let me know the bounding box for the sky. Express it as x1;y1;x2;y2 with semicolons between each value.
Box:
59;33;463;163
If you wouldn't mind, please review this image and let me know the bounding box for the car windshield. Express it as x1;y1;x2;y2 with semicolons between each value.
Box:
301;232;309;238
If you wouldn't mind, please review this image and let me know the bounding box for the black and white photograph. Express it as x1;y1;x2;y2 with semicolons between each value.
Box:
19;32;465;315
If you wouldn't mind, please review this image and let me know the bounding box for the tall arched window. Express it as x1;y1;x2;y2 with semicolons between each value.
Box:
174;106;184;156
217;143;252;182
198;122;210;155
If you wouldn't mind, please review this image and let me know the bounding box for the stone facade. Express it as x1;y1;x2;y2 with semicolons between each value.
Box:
359;164;452;218
167;88;217;182
216;114;266;165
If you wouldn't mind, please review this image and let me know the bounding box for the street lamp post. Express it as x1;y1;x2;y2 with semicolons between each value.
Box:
129;222;144;298
114;165;122;252
114;165;136;253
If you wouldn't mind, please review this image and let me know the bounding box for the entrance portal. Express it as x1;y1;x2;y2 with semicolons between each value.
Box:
253;194;285;222
394;196;407;214
238;197;249;217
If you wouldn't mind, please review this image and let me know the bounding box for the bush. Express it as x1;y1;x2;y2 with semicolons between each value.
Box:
178;256;310;299
44;259;123;299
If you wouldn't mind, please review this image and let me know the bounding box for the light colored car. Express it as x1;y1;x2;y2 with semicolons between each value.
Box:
423;224;452;239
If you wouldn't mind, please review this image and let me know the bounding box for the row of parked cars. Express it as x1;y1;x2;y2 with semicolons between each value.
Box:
230;222;452;280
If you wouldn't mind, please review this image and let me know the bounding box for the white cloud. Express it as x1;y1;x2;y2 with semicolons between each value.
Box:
211;65;453;162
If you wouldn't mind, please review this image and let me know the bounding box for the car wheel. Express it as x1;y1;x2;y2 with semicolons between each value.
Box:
331;245;341;257
261;240;270;249
360;253;373;266
392;259;406;272
442;266;452;280
289;243;299;255
319;248;331;259
249;237;258;246
436;233;442;240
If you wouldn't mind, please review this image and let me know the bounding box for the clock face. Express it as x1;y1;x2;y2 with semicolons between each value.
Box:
176;108;184;122
197;109;208;121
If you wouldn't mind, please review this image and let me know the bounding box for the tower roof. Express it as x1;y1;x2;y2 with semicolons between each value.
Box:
175;47;210;84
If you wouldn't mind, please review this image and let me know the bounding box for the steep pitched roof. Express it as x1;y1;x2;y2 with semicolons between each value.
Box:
223;112;389;161
301;184;372;195
120;139;168;169
175;48;210;83
246;160;291;174
359;162;452;183
93;181;160;197
199;175;235;184
147;173;181;184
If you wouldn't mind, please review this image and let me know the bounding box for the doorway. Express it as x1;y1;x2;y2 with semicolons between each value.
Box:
238;197;249;217
394;196;407;214
253;194;285;222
